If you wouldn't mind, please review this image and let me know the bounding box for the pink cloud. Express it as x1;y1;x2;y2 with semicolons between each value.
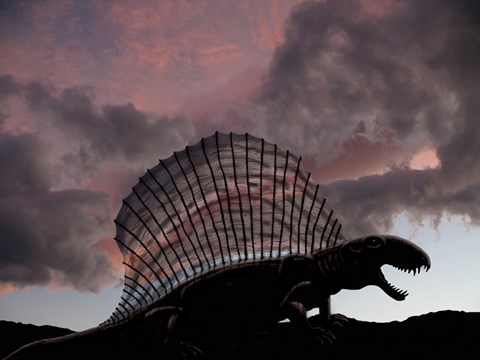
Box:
1;0;299;117
309;137;404;184
0;283;26;296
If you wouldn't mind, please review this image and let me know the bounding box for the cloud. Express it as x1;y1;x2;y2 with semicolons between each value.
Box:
2;77;196;181
245;0;480;236
27;84;192;166
245;1;451;161
0;74;22;101
0;76;196;292
172;0;479;237
0;0;297;114
1;0;479;294
0;133;113;291
320;169;439;236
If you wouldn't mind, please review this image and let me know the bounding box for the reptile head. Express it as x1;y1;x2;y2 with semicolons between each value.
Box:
337;235;430;301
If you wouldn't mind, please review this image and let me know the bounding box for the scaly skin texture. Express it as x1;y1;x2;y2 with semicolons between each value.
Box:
5;235;430;359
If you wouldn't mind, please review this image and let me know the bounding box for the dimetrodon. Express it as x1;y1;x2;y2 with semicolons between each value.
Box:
5;132;430;359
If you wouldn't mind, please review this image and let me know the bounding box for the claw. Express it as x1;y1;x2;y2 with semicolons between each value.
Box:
330;313;350;328
176;342;203;359
312;327;337;348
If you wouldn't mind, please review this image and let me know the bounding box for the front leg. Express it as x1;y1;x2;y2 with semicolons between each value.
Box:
316;296;349;329
278;255;336;347
280;283;336;347
319;296;331;322
278;254;331;323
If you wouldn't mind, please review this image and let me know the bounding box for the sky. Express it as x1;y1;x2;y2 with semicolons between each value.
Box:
0;0;479;331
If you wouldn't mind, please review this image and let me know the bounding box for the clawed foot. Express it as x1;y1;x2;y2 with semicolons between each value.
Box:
178;342;203;359
330;313;350;328
311;326;336;348
163;341;203;359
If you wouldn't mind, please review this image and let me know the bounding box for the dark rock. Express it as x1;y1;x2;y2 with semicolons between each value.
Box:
321;310;480;360
2;310;479;359
0;321;73;359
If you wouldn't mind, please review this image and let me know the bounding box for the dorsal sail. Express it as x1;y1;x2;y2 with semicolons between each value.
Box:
105;132;349;324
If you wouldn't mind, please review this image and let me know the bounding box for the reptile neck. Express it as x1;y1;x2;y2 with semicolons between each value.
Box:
314;247;345;294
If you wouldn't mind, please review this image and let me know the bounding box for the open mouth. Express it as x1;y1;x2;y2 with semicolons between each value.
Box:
377;264;430;301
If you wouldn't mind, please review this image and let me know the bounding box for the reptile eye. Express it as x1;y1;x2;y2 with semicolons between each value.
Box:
365;236;382;248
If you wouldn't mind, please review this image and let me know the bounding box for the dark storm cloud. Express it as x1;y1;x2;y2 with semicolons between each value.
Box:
23;81;195;174
0;76;196;290
250;0;480;235
254;0;452;157
0;75;195;183
0;133;113;291
324;167;480;237
320;169;438;236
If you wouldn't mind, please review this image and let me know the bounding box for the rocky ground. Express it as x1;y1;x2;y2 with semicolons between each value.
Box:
1;310;478;359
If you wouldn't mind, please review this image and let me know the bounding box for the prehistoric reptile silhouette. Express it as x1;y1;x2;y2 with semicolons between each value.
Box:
5;132;431;359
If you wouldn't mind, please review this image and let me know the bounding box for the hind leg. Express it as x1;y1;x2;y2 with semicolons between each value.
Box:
142;305;183;335
141;306;201;358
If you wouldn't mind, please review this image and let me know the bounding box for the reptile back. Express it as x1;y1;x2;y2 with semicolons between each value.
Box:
105;132;349;324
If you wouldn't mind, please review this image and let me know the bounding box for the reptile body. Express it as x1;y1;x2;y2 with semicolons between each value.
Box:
4;133;431;359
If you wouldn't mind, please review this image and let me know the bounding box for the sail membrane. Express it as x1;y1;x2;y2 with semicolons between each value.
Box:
105;132;349;324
